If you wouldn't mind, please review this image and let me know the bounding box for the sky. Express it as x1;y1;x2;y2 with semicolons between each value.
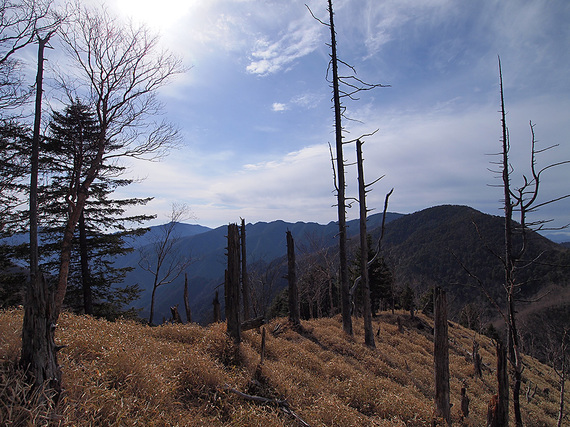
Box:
56;1;570;240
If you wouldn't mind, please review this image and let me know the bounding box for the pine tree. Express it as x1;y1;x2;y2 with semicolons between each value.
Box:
38;101;153;319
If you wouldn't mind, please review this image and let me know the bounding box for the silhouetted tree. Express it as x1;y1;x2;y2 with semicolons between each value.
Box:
139;203;192;325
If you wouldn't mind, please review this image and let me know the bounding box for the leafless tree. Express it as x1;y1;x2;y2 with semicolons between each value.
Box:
139;203;193;325
0;0;59;113
491;58;570;426
308;0;387;336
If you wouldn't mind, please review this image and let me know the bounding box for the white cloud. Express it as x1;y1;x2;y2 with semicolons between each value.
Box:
272;102;287;112
246;8;324;75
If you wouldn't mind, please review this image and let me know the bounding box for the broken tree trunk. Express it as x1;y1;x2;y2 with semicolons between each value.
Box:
225;224;241;343
497;339;509;426
184;273;191;323
433;287;451;426
240;218;251;320
473;339;483;378
170;305;182;323
213;290;221;323
287;231;300;328
241;316;265;332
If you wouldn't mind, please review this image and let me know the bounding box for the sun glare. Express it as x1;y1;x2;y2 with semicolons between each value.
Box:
113;0;194;30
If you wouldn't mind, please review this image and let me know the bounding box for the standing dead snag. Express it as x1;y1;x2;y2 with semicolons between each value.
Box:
433;287;450;426
356;139;374;348
184;273;191;323
287;231;300;328
225;223;241;343
240;218;251;320
488;340;509;427
308;0;387;336
21;31;62;395
213;290;221;323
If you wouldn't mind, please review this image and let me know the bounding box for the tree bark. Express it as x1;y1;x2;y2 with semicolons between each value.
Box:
78;211;93;315
225;224;241;343
496;339;509;427
287;231;300;328
433;287;450;426
20;34;61;395
356;139;374;348
184;272;191;323
328;0;352;336
213;290;221;323
240;218;250;320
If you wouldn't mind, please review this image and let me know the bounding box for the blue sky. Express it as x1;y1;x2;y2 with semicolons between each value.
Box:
93;0;569;240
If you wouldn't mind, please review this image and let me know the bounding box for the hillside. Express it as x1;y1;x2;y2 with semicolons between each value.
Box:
117;212;403;324
1;308;567;426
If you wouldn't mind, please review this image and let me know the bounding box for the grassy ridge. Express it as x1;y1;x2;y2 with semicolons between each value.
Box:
1;308;567;426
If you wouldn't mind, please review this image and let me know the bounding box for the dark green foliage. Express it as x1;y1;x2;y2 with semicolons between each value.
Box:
0;245;26;307
419;288;434;315
350;235;394;315
0;122;30;237
35;100;153;319
400;284;415;318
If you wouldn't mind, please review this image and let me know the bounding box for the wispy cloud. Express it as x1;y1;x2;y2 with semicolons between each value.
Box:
246;11;323;75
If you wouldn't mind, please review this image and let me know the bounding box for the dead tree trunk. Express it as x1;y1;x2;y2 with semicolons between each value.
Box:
20;34;61;396
78;211;93;315
493;339;510;427
213;290;221;323
170;305;182;323
433;287;451;426
473;339;483;378
327;0;352;336
240;218;251;320
225;224;241;343
287;231;300;328
356;139;374;348
184;273;191;323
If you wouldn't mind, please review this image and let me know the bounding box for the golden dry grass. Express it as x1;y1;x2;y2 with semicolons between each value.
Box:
1;307;567;426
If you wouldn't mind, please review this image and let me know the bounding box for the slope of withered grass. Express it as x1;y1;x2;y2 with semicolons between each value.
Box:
1;308;568;426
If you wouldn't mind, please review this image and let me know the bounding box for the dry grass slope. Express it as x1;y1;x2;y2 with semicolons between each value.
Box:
1;308;567;426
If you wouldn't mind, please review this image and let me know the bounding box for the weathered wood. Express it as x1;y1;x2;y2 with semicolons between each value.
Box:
287;231;300;327
225;385;311;427
497;339;509;426
225;224;241;343
473;340;483;378
461;387;470;420
433;287;451;426
260;327;266;365
241;316;265;332
170;305;182;323
240;218;251;320
183;273;191;323
356;139;375;348
21;35;62;397
213;290;221;323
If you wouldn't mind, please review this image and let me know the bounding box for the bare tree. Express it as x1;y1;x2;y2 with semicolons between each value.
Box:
20;28;60;394
433;287;451;426
548;329;569;427
52;2;184;314
240;218;251;320
139;203;193;325
0;0;59;112
225;223;241;343
287;230;300;328
356;139;374;347
491;58;570;426
308;0;387;336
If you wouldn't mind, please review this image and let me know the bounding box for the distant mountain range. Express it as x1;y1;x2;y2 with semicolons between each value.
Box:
115;204;570;356
115;212;404;324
